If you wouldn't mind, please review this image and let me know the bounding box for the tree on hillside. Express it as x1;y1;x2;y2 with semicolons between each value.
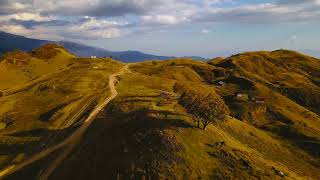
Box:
177;83;230;130
3;112;13;126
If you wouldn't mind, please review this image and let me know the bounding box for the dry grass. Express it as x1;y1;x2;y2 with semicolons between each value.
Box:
2;49;320;179
0;46;124;170
31;44;69;60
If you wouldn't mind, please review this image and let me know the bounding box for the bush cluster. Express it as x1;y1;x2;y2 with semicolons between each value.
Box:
31;44;65;60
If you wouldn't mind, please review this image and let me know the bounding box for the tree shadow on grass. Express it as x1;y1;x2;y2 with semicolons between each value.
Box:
107;108;194;130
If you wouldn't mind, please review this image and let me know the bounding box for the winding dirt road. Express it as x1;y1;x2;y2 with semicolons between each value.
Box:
0;64;128;180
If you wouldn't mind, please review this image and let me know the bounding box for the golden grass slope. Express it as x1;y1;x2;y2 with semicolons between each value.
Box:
42;54;320;180
212;50;320;114
0;44;76;90
1;49;320;179
0;45;124;172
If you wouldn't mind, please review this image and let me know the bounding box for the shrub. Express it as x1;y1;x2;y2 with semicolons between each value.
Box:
2;112;13;126
0;49;30;65
31;44;65;60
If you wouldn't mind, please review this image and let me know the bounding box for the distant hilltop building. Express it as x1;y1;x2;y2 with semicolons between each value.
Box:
90;56;97;59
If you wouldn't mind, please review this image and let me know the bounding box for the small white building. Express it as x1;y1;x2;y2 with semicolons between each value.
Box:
90;56;97;59
218;81;225;86
237;93;243;98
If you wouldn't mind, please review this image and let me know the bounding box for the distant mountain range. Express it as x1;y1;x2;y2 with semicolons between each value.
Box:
57;41;176;62
0;31;48;53
0;31;208;62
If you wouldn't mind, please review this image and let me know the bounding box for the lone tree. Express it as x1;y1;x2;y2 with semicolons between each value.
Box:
176;83;230;130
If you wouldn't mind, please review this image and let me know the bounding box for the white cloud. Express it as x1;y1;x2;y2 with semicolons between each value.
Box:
203;0;234;6
0;0;320;41
88;28;121;39
0;16;123;40
201;29;211;34
69;17;123;39
142;15;182;25
78;17;128;30
289;35;298;44
0;12;54;21
0;24;62;40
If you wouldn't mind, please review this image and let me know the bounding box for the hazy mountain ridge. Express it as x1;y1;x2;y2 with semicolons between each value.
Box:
0;31;179;62
57;41;176;62
0;31;48;53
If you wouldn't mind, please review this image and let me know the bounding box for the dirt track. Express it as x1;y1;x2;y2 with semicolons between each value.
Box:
0;64;128;180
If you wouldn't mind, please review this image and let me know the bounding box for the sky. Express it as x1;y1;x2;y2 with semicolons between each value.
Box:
0;0;319;57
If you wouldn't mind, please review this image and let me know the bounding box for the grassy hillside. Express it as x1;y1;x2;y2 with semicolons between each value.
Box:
1;49;320;179
33;54;319;180
0;44;76;90
0;45;124;173
211;50;320;114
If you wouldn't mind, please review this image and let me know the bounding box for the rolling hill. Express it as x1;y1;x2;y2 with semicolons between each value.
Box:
0;45;319;179
0;44;76;90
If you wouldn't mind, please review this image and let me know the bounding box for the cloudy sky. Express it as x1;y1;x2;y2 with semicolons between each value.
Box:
0;0;319;57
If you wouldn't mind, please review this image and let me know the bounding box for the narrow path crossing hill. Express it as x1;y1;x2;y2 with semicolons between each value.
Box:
0;64;129;180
